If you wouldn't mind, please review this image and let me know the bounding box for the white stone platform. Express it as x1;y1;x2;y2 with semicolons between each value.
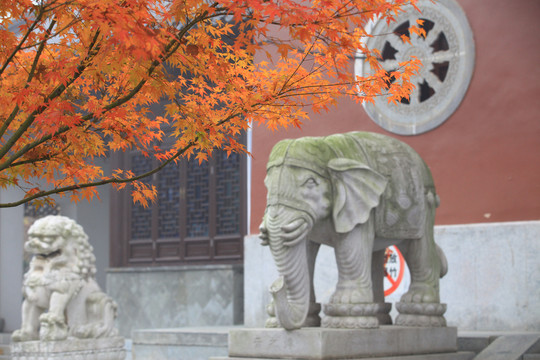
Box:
212;326;474;360
10;337;125;360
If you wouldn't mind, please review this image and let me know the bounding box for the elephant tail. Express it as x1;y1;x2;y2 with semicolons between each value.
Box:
437;244;448;278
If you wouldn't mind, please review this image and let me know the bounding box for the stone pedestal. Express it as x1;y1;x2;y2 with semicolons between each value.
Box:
322;302;393;328
11;337;125;360
213;326;475;360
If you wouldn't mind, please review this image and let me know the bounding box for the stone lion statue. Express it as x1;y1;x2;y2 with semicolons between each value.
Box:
12;215;118;342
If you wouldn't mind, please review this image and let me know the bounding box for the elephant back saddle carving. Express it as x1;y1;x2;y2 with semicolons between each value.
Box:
335;132;434;239
374;152;427;239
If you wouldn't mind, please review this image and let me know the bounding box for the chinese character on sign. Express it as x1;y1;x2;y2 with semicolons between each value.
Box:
383;246;406;296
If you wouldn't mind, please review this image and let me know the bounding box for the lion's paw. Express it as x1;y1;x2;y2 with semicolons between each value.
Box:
11;329;38;342
39;313;68;341
39;312;64;324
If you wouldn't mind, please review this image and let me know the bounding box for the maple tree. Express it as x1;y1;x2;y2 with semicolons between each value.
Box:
0;0;424;208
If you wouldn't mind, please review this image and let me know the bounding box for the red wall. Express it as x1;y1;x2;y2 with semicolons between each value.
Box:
249;0;540;233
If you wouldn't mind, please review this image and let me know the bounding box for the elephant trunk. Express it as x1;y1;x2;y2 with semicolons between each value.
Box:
265;206;312;330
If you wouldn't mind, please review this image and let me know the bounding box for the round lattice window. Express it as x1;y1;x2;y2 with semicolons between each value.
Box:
356;0;475;135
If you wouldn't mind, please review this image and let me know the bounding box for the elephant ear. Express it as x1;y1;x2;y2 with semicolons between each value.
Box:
328;158;388;233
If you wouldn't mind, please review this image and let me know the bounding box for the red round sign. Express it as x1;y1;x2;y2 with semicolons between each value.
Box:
383;245;405;297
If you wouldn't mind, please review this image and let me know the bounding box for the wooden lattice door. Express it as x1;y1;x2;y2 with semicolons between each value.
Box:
110;143;247;266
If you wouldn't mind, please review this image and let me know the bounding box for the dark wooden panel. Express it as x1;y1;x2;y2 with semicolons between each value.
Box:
184;239;211;259
129;242;154;260
156;241;181;259
214;237;243;259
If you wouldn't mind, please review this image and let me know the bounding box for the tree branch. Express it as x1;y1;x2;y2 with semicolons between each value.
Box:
0;18;57;142
0;8;45;78
0;30;102;171
0;139;197;208
0;11;209;173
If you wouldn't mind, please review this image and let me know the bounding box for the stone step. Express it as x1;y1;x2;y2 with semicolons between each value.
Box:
132;326;233;360
212;354;475;360
458;331;540;359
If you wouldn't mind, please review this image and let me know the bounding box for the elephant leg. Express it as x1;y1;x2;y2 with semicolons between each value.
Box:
400;201;442;303
305;240;321;327
322;218;380;328
396;196;447;327
332;220;374;304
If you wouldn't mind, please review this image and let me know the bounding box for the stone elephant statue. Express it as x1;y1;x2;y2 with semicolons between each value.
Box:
259;132;447;330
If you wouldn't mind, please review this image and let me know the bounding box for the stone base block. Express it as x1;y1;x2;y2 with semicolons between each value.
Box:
226;326;461;359
11;337;125;360
212;353;475;360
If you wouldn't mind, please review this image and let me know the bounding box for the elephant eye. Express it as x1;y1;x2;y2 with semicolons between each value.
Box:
302;177;318;188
